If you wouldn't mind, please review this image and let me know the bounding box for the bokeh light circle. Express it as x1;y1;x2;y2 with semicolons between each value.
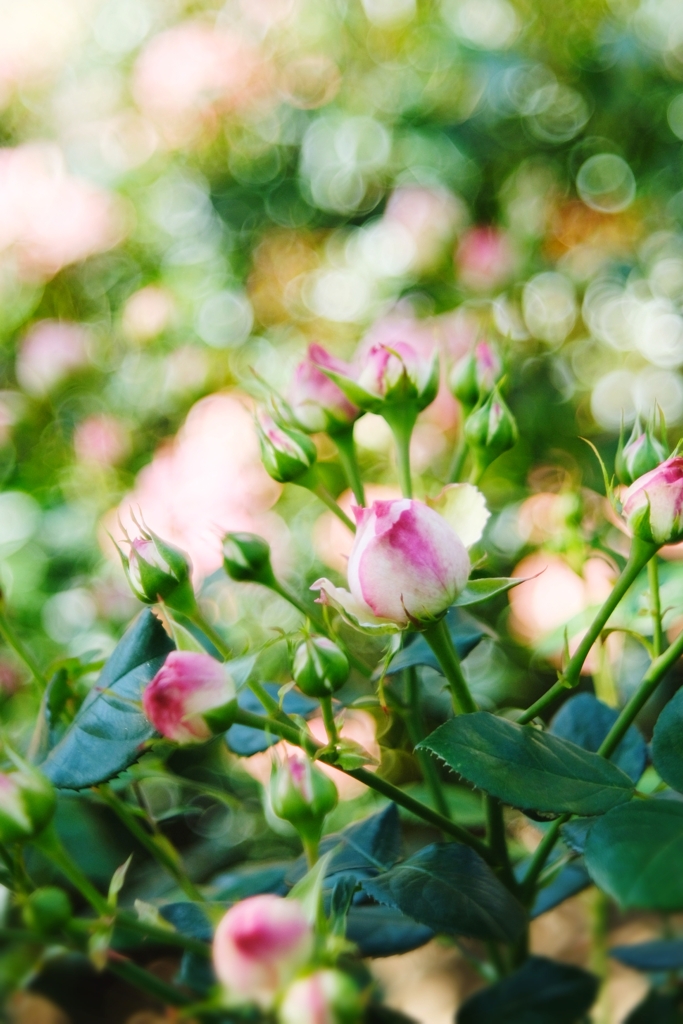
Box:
576;153;636;213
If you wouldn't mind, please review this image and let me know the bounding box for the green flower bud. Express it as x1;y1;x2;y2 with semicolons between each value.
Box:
464;386;518;472
119;528;196;615
256;409;317;484
22;887;72;934
270;755;338;846
0;765;55;845
292;637;349;698
449;341;501;412
615;417;668;485
222;532;276;585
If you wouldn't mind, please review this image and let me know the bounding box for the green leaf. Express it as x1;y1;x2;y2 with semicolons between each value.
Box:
457;956;598;1024
584;800;683;911
550;693;647;784
286;803;401;886
611;940;683;972
530;860;591;919
418;713;634;816
454;577;527;607
652;688;683;793
346;905;433;957
383;608;484;677
41;610;174;789
107;855;132;907
360;842;526;943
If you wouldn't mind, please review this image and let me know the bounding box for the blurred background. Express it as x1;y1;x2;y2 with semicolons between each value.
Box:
4;0;683;1020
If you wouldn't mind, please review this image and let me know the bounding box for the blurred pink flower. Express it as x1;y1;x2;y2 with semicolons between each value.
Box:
133;23;274;146
122;285;175;343
0;144;124;279
73;415;129;467
109;393;288;581
456;226;516;292
16;320;89;396
384;186;465;272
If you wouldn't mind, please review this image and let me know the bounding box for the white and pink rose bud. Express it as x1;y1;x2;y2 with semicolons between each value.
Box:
120;529;196;615
212;894;314;1009
289;345;361;435
142;651;237;744
318;340;439;415
279;969;364;1024
622;455;683;546
312;488;488;632
256;409;318;484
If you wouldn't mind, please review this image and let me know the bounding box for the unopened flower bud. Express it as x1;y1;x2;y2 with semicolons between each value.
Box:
449;341;501;411
270;755;338;846
213;894;313;1009
357;342;438;412
292;637;349;698
22;887;72;934
121;530;196;615
223;532;275;586
257;409;318;484
0;766;55;845
464;387;517;472
290;345;361;434
142;651;237;744
279;969;364;1024
622;455;683;546
615;418;668;485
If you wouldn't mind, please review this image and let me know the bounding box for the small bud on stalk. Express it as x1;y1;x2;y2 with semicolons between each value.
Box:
270;754;338;852
0;765;55;845
293;637;349;698
615;418;668;485
22;887;72;934
212;894;313;1009
464;386;518;475
622;455;683;546
120;529;196;615
223;532;276;586
289;345;361;434
317;340;439;415
279;969;365;1024
257;409;318;484
142;651;237;744
449;341;501;411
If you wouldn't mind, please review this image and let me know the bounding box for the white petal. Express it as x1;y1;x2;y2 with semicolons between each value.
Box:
310;578;403;635
428;483;490;548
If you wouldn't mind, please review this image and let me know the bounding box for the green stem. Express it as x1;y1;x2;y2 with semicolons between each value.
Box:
334;427;365;506
486;796;515;890
518;538;658;725
404;668;451;819
648;557;664;658
0;602;47;692
67;916;209;958
232;707;494;863
448;434;468;484
299;470;355;531
302;837;319;869
98;786;205;903
383;404;418;499
320;696;339;746
423;618;478;715
520;815;567;903
107;957;191;1007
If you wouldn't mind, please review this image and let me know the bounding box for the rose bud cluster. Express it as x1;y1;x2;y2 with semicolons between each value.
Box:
0;765;55;845
449;340;502;412
279;969;364;1024
269;754;338;849
142;651;237;744
289;345;361;435
616;417;668;486
319;339;439;415
292;636;349;698
464;386;518;475
119;529;196;615
622;455;683;546
312;497;474;632
212;894;313;1009
256;409;318;484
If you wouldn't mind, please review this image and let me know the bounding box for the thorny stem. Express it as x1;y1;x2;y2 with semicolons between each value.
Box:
422;618;478;715
334;426;366;506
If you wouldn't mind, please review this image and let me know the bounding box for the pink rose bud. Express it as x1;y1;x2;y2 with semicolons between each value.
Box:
279;969;364;1024
317;340;438;415
142;651;237;744
270;754;338;847
212;894;314;1009
289;345;360;434
0;765;55;845
312;499;471;631
120;529;196;615
449;341;502;411
615;417;668;486
256;409;318;483
622;455;683;546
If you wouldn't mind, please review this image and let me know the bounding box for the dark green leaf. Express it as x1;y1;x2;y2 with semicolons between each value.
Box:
418;713;634;816
585;800;683;910
457;956;598;1024
40;611;174;789
561;818;595;855
159;902;212;941
623;992;683;1024
551;693;647;783
287;803;401;886
531;860;591;919
454;577;526;607
364;1005;419;1024
211;862;289;901
652;689;683;793
611;940;683;971
226;683;317;756
346;904;433;957
360;842;526;943
383;608;484;677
